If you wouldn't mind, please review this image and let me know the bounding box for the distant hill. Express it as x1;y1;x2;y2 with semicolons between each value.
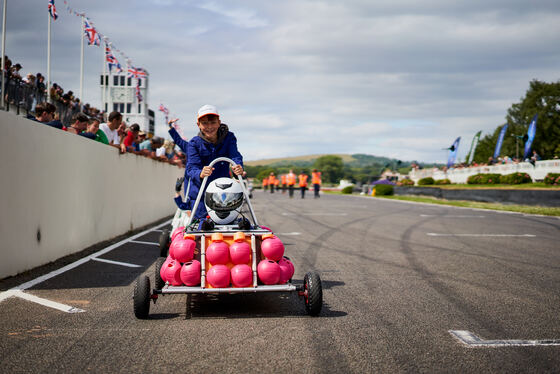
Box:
244;153;403;167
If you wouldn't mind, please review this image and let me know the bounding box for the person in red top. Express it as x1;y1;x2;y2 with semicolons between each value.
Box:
286;169;297;198
298;171;309;199
312;169;322;198
123;123;140;152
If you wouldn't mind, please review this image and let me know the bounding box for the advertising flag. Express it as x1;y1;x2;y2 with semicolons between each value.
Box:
523;114;538;159
466;130;482;164
493;123;508;160
447;137;461;167
48;0;58;20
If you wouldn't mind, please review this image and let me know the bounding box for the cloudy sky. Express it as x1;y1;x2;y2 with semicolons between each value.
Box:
4;0;559;162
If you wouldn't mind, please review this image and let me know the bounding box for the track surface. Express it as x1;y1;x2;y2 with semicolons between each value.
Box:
1;192;559;373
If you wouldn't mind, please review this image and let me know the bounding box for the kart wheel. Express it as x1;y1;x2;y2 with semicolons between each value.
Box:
154;257;166;290
303;271;322;316
159;229;170;257
133;275;151;319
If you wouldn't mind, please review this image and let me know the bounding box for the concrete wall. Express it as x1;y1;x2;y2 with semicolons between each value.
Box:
0;111;183;278
394;186;560;207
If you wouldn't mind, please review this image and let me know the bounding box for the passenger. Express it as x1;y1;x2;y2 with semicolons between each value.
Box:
186;104;244;224
66;112;89;135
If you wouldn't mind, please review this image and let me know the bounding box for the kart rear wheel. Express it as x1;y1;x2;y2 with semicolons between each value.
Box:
159;229;170;257
154;257;166;290
303;271;322;316
133;275;151;319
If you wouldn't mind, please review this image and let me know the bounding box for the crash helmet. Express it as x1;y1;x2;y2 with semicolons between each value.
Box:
204;177;244;224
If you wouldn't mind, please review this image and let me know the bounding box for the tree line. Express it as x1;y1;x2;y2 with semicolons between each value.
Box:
473;80;560;163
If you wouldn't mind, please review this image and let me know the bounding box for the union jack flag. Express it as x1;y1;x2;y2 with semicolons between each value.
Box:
48;0;58;20
127;66;147;79
158;104;169;115
105;44;123;73
135;82;143;102
84;19;101;46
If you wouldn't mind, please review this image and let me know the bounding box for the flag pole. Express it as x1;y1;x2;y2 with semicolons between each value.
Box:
102;43;106;115
1;0;7;109
79;15;84;107
47;9;51;102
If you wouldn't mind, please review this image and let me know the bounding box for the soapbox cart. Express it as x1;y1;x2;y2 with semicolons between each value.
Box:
133;157;322;319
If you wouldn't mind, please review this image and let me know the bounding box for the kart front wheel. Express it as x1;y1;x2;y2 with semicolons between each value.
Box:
133;275;151;319
303;271;322;316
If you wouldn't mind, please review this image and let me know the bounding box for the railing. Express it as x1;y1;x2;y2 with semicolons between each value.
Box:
409;160;560;183
1;75;82;126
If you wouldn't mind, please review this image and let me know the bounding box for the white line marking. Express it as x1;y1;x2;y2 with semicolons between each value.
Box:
8;290;85;313
427;233;536;237
277;232;301;236
282;212;348;216
130;240;160;246
420;214;485;218
152;229;164;232
450;330;560;347
0;219;172;300
91;257;141;268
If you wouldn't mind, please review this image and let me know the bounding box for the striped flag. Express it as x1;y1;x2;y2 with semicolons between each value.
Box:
48;0;58;20
135;82;143;102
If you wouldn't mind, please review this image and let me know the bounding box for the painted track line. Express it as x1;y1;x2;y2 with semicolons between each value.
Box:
420;214;485;218
427;233;536;237
450;330;560;347
130;240;160;246
0;219;172;312
91;258;141;268
11;290;85;313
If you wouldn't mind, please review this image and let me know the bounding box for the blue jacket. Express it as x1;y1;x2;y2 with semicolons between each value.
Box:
186;126;243;219
169;127;190;197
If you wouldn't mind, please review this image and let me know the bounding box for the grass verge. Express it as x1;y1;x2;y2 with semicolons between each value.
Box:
376;195;560;216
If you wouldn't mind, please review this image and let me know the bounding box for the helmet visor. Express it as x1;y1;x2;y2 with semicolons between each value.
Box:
205;191;244;212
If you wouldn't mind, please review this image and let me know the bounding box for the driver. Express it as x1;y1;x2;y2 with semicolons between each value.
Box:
186;104;244;224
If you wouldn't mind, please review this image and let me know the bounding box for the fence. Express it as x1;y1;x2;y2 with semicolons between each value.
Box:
1;74;82;125
409;160;560;183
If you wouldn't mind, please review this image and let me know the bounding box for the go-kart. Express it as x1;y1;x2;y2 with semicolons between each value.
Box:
133;157;322;319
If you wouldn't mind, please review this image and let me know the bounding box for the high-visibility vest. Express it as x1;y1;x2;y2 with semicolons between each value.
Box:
312;171;321;185
286;172;296;185
281;175;286;185
262;177;268;186
298;174;308;187
269;175;277;185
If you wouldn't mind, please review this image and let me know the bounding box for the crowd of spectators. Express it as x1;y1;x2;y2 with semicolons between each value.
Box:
2;55;104;125
2;55;185;167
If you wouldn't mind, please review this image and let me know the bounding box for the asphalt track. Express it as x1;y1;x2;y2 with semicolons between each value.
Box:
1;191;559;373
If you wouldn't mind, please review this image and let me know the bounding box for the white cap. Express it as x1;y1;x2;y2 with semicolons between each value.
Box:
197;104;219;120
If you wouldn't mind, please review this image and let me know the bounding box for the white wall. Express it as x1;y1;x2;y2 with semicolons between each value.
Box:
0;111;183;278
409;160;560;184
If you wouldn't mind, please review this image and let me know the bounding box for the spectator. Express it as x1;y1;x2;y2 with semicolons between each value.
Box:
136;131;147;151
67;112;89;135
531;150;541;162
80;118;108;144
33;102;63;129
99;111;126;152
139;136;162;157
123;123;140;151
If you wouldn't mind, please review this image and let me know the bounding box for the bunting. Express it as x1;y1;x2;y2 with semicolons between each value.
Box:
159;104;169;122
135;82;143;102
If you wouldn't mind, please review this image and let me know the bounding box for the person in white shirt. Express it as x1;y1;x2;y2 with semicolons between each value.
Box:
99;111;126;153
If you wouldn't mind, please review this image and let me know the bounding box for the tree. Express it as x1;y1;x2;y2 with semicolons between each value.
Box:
313;155;344;184
474;80;560;162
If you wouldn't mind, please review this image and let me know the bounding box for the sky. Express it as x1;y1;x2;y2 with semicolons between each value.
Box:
3;0;559;163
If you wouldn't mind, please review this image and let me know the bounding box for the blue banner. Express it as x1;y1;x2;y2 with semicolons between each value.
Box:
447;137;461;167
493;123;508;160
523;114;538;159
